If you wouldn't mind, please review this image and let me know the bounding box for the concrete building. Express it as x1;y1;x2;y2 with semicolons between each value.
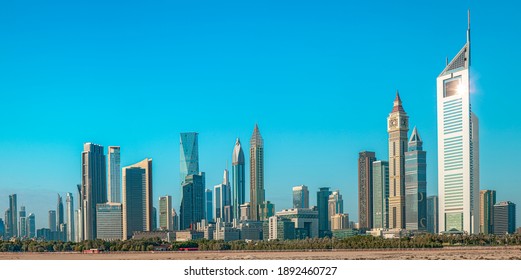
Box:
276;208;319;238
81;143;107;240
293;185;309;209
159;196;173;231
237;221;263;240
96;203;123;241
122;158;153;239
405;127;427;231
387;92;409;229
264;216;295;241
240;203;251;221
317;187;332;237
479;190;496;234
372;160;389;229
493;201;516;235
259;201;275;221
427;196;439;234
250;124;265;221
358;151;376;230
331;213;350;230
107;146;121;203
232;138;246;221
437;14;480;234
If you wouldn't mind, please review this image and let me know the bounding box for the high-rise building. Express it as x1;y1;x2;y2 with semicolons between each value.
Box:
48;210;57;234
479;190;496;234
387;92;409;229
331;213;350;230
0;219;4;238
427;196;439;234
4;209;11;238
159;195;173;231
57;194;64;233
66;192;74;242
152;207;157;230
81;143;107;240
122;158;153;240
214;169;232;222
328;191;343;230
9;194;18;237
232;138;245;222
180;133;199;185
19;206;27;238
96;203;123;241
26;213;36;238
358;151;376;230
180;173;205;230
172;208;179;231
405;127;427;231
250;124;265;221
259;201;275;221
75;209;82;242
293;185;309;209
372;160;389;229
108;146;121;203
240;203;251;221
205;189;213;222
437;14;479;234
317;187;332;237
493;201;516;235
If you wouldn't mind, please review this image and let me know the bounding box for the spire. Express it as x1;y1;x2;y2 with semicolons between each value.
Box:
392;90;405;113
467;9;471;66
408;126;423;151
232;137;245;165
250;124;264;147
439;11;471;76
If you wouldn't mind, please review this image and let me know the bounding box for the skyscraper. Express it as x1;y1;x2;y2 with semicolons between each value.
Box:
479;190;496;234
205;189;213;222
250;124;265;221
293;185;309;209
232;138;245;221
19;206;26;238
26;213;36;238
214;169;232;222
4;210;11;238
159;195;173;231
180;133;199;185
180;173;205;230
493;201;516;235
66;192;74;242
9;194;18;237
437;13;479;234
317;187;332;237
372;160;389;229
387;92;409;229
108;146;121;203
427;196;439;234
172;209;179;231
405;127;427;231
358;151;376;230
122;158;153;240
328;191;343;230
81;143;107;240
96;203;123;241
48;210;57;233
57;194;64;230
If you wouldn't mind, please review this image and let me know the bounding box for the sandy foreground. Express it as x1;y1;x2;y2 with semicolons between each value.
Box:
1;247;520;260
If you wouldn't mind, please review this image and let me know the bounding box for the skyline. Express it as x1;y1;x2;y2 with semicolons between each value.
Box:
1;1;521;228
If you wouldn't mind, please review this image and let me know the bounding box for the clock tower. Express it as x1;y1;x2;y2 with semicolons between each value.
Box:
387;91;409;229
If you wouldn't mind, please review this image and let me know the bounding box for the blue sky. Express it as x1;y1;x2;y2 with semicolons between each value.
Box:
1;0;520;228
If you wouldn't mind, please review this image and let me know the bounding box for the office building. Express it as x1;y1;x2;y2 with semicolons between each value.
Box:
240;203;251;221
250;124;265;221
9;194;18;237
108;146;121;203
214;169;231;222
259;201;275;221
493;201;516;235
232;138;246;221
293;185;309;209
172;208;179;231
264;216;295;241
48;210;57;234
122;158;153;239
205;189;213;223
0;219;4;238
405;127;427;231
387;92;409;229
427;196;439;234
479;190;496;234
96;203;123;241
437;14;480;234
372;160;389;229
317;187;332;237
4;209;11;238
159;196;173;231
359;151;376;230
180;133;199;185
19;206;26;238
66;192;74;241
276;208;319;238
180;173;205;230
26;213;36;238
331;213;350;230
328;191;343;230
81;143;107;240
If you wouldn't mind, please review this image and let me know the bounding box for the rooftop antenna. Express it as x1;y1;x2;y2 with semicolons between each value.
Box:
467;9;471;66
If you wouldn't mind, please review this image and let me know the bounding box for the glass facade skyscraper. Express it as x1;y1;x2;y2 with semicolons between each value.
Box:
19;206;26;238
317;187;332;237
205;189;213;223
293;185;309;209
180;173;205;230
232;138;245;221
108;146;121;203
180;133;199;185
9;194;18;237
427;195;439;234
479;190;496;234
214;169;231;222
405;127;427;231
493;201;516;235
372;160;389;229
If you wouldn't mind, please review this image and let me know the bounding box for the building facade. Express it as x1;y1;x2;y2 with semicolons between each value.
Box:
232;138;246;221
276;208;319;238
372;160;389;229
405;127;427;231
493;201;516;235
358;151;376;230
122;158;153;239
180;133;199;185
9;194;18;237
317;187;332;237
19;206;26;238
26;213;36;238
293;185;309;209
214;169;232;222
250;124;265;221
331;213;350;230
107;146;121;203
205;189;213;223
66;192;74;242
96;203;123;241
159;196;173;231
437;17;479;234
180;173;205;230
479;190;496;234
427;196;439;234
328;191;343;230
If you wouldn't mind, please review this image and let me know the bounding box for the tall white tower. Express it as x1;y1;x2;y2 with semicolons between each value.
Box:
437;11;479;234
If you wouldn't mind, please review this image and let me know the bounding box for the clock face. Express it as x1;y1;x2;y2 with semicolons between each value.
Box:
389;118;398;128
401;119;408;126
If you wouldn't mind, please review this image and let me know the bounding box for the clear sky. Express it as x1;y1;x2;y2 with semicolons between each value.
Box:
1;0;520;229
